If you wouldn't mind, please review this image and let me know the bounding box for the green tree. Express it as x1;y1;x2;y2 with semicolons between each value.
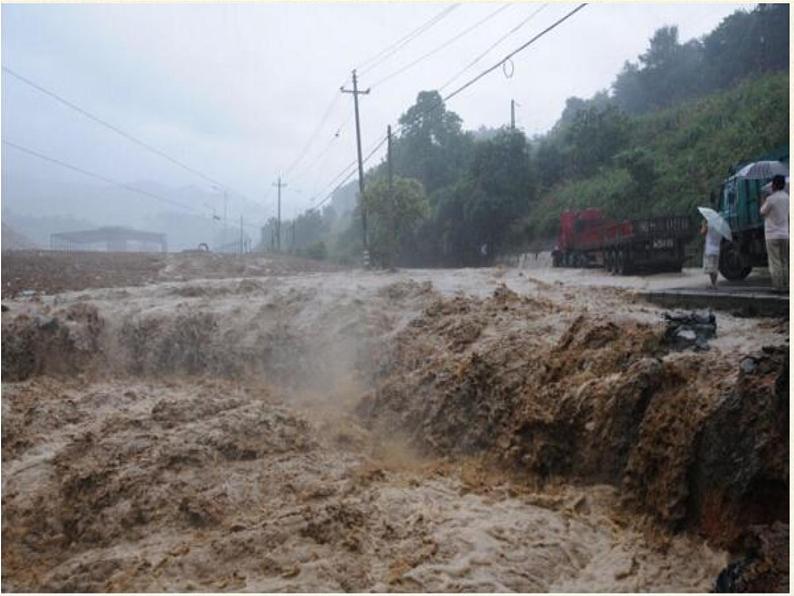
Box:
565;104;630;177
362;176;430;267
392;91;474;194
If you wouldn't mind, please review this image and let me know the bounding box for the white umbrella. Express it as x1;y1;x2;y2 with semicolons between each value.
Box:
697;206;732;242
735;160;789;180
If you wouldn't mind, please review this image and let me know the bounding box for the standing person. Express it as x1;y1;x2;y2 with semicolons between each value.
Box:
760;174;789;292
700;219;722;289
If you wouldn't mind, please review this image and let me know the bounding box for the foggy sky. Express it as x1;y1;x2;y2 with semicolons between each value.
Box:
2;2;754;225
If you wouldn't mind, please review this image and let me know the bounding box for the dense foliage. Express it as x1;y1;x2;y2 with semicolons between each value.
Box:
268;4;789;265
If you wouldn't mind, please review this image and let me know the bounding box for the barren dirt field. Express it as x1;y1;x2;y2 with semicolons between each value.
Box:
1;251;789;592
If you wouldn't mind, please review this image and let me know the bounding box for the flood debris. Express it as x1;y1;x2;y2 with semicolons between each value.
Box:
662;309;716;351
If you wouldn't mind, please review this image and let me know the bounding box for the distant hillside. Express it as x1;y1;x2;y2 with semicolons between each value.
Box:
527;72;790;237
2;222;38;251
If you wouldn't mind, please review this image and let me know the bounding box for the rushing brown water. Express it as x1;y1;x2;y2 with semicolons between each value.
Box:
2;258;786;591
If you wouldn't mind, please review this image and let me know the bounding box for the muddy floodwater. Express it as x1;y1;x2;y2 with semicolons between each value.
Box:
2;253;788;592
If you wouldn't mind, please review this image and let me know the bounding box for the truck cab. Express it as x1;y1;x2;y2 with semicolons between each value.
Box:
715;148;789;280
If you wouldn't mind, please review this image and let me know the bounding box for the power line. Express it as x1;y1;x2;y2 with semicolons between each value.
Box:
2;65;252;202
283;88;345;178
3;139;263;231
300;3;587;219
308;133;389;212
4;139;198;213
370;3;513;90
357;4;461;75
443;3;587;103
290;112;354;184
439;3;549;93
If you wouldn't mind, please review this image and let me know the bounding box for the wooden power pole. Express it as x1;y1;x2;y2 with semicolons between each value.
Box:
341;70;371;261
510;99;516;130
387;124;393;191
272;176;287;251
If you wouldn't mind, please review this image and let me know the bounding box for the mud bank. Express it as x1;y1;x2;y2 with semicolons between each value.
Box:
359;284;789;589
2;268;788;591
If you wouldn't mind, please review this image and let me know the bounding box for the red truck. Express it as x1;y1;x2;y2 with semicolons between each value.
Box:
551;209;694;274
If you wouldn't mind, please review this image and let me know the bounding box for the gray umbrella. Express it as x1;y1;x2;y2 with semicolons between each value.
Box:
735;160;789;180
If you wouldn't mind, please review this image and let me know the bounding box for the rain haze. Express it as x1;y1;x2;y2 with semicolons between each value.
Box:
1;3;789;592
1;2;759;247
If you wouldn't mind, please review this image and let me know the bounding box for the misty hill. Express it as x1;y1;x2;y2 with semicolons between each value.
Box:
526;71;790;238
1;222;38;251
1;175;267;251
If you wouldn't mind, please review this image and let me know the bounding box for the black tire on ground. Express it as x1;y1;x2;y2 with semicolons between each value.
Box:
719;242;752;281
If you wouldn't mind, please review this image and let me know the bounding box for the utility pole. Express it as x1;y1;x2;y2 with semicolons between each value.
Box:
223;190;228;247
291;221;296;253
341;69;371;261
387;124;393;191
272;176;287;251
510;99;516;130
239;215;244;255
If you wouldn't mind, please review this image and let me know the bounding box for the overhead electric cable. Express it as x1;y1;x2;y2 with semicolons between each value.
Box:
4;139;199;213
2;66;252;202
439;3;549;92
3;139;263;230
357;4;461;75
443;3;587;102
283;88;344;177
299;3;586;219
370;3;512;89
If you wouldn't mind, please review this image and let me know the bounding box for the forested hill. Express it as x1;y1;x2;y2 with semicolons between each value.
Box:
527;71;790;239
278;3;789;266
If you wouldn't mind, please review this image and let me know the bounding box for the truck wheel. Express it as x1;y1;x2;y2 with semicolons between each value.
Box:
719;243;752;281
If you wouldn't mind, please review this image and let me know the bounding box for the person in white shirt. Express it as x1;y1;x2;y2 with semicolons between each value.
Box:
760;174;789;292
700;219;722;288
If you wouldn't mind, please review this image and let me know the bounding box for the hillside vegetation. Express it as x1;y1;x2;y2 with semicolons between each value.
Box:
271;4;789;266
528;72;790;239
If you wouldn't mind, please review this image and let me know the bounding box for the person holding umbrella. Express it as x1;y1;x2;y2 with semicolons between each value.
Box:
760;174;789;292
697;207;732;289
700;219;722;288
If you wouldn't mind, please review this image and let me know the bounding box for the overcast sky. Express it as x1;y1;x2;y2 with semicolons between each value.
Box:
2;2;755;222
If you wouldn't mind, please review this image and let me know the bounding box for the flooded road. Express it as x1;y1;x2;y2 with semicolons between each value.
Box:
2;254;787;591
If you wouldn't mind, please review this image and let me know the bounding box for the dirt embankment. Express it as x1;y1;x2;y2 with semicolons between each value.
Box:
1;250;345;298
359;284;789;589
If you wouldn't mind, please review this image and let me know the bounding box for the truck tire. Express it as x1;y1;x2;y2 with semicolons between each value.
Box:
719;242;752;281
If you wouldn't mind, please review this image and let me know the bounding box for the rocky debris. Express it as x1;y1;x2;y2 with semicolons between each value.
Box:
662;309;716;351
